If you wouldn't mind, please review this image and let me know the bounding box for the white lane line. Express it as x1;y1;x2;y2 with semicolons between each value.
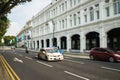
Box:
64;59;84;64
64;71;90;80
14;57;24;63
25;57;33;60
101;66;120;72
36;61;53;67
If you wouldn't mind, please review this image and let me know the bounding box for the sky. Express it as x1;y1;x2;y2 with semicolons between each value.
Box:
5;0;52;36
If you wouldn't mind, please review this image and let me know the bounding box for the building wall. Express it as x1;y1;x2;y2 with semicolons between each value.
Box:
31;0;120;52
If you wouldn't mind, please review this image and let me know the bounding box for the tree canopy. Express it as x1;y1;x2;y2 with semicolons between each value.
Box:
4;35;16;46
0;0;31;44
0;0;31;18
0;16;9;43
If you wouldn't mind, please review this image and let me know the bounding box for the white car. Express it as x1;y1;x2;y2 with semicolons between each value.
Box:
38;48;64;61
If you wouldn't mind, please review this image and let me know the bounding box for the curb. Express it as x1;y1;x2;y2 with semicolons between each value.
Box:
64;53;90;59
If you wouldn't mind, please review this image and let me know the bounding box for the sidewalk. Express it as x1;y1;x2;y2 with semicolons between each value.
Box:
64;52;90;59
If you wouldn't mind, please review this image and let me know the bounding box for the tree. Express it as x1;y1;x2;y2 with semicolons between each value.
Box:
0;16;9;43
0;0;32;18
4;36;16;46
0;0;31;44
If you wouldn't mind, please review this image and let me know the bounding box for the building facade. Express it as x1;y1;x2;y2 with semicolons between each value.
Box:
30;0;120;52
17;20;32;49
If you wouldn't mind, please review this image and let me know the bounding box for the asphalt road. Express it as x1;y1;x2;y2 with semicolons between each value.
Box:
1;49;120;80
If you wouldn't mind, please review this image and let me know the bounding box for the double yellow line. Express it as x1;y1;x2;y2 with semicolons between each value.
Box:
0;54;21;80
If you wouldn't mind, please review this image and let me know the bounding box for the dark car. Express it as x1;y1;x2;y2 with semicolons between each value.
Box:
89;47;120;62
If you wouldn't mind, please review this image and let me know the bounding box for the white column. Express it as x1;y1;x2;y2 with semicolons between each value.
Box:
67;15;70;29
43;39;46;48
99;0;104;20
31;40;34;49
110;0;114;16
87;10;90;23
57;37;61;48
50;38;53;47
35;40;37;50
67;35;71;52
80;32;86;53
100;27;107;48
80;9;84;25
39;39;41;49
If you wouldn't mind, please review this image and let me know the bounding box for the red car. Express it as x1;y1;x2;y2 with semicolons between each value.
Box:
89;47;120;62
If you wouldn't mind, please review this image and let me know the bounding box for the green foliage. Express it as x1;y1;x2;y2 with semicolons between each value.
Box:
0;16;9;43
1;0;9;3
4;36;16;46
0;0;32;18
0;0;31;43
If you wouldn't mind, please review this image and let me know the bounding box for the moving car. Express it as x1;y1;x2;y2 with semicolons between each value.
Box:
89;47;120;62
38;47;64;61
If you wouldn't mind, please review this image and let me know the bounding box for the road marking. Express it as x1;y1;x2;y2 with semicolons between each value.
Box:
64;71;90;80
64;59;84;64
0;55;21;80
101;66;120;72
14;57;23;63
36;60;53;67
25;56;33;60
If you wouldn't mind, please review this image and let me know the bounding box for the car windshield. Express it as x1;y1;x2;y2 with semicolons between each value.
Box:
46;49;58;53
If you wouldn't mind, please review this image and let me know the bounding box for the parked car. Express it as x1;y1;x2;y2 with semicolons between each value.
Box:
89;47;120;62
38;47;64;61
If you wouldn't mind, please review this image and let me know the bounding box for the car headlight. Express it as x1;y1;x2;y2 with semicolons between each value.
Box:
114;54;120;57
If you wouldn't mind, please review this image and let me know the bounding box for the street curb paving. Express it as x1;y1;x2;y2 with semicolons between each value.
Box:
64;54;90;59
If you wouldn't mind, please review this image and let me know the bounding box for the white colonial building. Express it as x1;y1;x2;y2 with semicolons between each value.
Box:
30;0;120;53
17;20;32;49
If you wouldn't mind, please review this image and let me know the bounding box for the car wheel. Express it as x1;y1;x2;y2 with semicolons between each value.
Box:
45;56;48;61
38;55;40;59
90;55;94;60
109;57;115;62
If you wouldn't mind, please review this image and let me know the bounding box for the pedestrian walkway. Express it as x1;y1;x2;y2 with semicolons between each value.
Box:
64;52;90;59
